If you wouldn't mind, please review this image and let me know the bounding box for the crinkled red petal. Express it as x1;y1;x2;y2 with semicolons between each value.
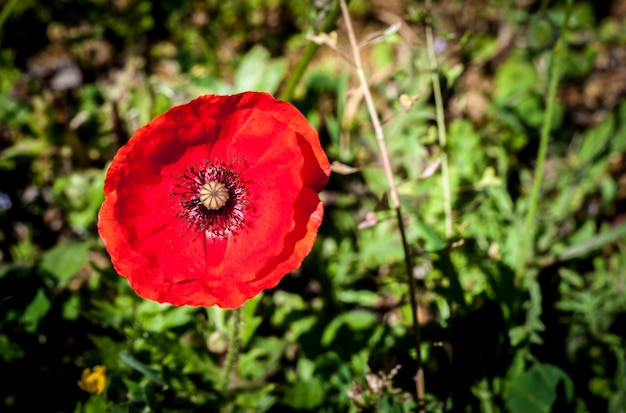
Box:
98;92;330;308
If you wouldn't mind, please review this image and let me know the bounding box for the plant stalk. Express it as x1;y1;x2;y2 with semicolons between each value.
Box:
339;0;424;408
279;1;342;101
220;307;241;392
515;0;573;283
424;0;453;240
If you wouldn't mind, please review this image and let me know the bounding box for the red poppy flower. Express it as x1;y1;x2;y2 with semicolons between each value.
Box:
98;92;330;308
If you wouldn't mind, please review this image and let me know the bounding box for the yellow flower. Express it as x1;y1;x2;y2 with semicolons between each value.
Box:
77;365;107;395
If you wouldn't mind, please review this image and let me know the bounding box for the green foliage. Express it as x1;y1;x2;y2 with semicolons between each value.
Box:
504;362;573;412
1;0;625;412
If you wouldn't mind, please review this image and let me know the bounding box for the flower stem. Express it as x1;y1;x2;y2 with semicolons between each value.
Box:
423;1;458;405
515;0;573;283
279;0;341;101
424;0;452;240
219;307;241;393
339;0;424;409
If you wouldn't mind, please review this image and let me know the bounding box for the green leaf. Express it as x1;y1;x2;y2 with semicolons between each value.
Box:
239;336;285;381
611;101;626;153
578;114;614;164
494;52;539;103
413;216;447;252
143;382;158;411
336;290;381;306
567;2;595;30
515;95;544;128
527;17;557;50
235;383;276;411
63;294;80;321
0;139;48;170
135;301;195;333
282;378;324;409
119;351;166;386
362;167;391;198
39;241;89;284
288;316;317;342
557;221;626;262
122;378;144;402
22;288;51;333
0;333;24;361
321;310;377;347
80;395;109;413
505;362;573;412
51;169;105;231
233;45;287;93
509;326;528;347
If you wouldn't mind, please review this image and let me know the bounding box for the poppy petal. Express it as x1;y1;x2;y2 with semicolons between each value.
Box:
98;92;330;308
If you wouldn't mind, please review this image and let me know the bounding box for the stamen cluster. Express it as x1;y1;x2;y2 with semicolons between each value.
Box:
173;159;248;238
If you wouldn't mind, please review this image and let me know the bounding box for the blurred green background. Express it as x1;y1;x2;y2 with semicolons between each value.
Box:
1;0;625;411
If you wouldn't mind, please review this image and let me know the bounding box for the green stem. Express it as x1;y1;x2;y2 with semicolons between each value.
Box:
424;0;452;240
279;1;341;101
515;0;573;283
219;307;241;393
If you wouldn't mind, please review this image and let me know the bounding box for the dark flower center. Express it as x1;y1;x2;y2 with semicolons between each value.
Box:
172;160;248;238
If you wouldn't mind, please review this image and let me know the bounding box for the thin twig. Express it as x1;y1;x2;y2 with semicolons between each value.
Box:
339;0;425;408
